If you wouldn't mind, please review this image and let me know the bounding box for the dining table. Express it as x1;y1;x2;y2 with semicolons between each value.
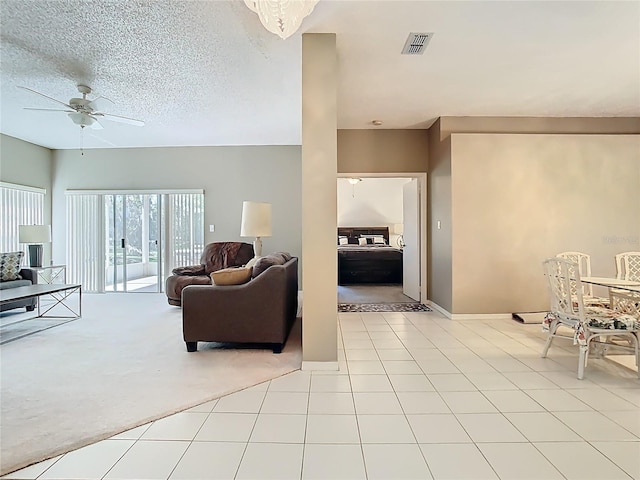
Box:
581;276;640;293
581;276;640;318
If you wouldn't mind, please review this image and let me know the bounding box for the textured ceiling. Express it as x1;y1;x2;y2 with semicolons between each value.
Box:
1;1;638;150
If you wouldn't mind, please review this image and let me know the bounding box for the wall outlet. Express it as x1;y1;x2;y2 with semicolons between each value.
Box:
209;224;215;233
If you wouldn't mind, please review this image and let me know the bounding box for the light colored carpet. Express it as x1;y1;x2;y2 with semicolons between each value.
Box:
337;284;417;304
0;293;302;475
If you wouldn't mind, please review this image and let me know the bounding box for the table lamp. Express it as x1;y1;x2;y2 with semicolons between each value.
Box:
19;224;51;267
393;223;405;248
240;201;272;257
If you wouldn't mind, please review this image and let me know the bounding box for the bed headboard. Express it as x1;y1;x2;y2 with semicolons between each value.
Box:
338;226;390;244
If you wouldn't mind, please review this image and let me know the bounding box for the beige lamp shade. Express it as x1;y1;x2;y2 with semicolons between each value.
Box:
240;202;272;238
19;224;51;243
240;201;272;258
393;223;404;235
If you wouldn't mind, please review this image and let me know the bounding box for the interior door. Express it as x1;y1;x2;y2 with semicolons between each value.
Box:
402;179;420;301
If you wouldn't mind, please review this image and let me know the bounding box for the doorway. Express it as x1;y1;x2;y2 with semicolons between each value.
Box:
65;189;204;293
105;194;163;293
336;174;427;306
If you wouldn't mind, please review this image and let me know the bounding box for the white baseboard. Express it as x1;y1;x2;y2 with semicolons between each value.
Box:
426;301;512;321
302;361;339;371
451;313;513;321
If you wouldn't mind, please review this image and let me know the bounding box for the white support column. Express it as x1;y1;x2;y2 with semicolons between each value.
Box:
301;33;338;369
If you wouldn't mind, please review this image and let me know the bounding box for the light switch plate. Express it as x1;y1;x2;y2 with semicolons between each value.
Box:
209;225;215;232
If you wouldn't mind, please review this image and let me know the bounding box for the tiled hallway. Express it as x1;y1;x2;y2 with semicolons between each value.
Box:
4;310;639;479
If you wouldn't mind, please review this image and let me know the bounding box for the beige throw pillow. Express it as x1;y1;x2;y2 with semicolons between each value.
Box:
210;266;252;286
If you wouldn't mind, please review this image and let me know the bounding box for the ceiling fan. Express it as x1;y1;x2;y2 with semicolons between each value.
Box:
18;84;144;130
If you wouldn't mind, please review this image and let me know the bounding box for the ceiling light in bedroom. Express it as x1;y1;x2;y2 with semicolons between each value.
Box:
244;0;320;39
347;178;362;198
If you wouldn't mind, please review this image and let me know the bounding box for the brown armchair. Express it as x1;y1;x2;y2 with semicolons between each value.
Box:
165;241;254;306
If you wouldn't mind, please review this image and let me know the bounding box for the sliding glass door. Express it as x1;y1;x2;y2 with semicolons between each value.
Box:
66;190;203;293
105;194;163;293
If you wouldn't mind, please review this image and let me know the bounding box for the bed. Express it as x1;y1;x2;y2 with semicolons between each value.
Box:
337;227;403;285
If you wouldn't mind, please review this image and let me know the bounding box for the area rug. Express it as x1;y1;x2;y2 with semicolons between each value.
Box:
0;293;302;476
338;303;432;313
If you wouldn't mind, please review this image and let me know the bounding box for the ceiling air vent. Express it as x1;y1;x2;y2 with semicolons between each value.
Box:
401;32;433;55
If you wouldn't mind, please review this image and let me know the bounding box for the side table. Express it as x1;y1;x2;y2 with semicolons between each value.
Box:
32;265;67;285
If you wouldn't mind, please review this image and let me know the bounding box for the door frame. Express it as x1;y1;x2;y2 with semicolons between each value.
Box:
66;188;202;293
336;172;427;303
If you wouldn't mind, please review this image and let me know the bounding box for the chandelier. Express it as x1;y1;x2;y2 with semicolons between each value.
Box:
244;0;320;39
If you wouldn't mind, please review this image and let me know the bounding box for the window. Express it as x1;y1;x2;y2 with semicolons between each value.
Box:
0;182;45;263
65;190;204;293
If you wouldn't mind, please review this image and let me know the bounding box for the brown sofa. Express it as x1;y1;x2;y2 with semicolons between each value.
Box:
182;254;298;353
165;241;254;306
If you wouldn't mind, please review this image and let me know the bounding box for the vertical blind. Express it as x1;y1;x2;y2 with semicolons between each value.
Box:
66;194;104;292
0;182;45;263
167;193;205;273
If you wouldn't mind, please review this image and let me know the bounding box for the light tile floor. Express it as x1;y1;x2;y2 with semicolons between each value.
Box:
3;311;639;480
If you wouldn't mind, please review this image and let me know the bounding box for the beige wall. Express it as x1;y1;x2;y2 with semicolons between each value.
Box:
439;117;640;140
338;130;428;173
427;120;453;312
451;133;640;314
51;146;302;269
0;134;54;263
301;33;338;365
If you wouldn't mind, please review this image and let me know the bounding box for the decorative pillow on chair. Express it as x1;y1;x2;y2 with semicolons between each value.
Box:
373;237;386;245
210;266;252;286
358;237;367;246
338;236;348;245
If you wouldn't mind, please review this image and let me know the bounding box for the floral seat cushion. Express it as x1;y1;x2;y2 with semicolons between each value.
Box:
544;307;639;347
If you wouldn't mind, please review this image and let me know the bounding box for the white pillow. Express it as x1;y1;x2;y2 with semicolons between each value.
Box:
358;237;367;246
338;237;348;245
373;237;386;244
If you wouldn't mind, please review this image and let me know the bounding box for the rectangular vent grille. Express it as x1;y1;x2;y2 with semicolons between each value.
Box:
401;32;433;55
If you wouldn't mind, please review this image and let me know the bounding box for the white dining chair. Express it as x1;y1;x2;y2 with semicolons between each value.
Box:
556;251;609;307
542;257;639;379
611;252;640;316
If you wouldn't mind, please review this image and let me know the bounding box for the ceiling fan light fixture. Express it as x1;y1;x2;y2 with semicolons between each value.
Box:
68;112;95;127
244;0;320;39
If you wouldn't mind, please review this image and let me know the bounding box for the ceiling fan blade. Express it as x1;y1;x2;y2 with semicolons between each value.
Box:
87;131;118;147
24;107;74;113
18;86;73;109
94;112;144;127
89;117;104;130
87;96;114;111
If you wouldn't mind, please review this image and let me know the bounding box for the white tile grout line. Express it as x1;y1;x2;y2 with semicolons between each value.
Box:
9;310;639;480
